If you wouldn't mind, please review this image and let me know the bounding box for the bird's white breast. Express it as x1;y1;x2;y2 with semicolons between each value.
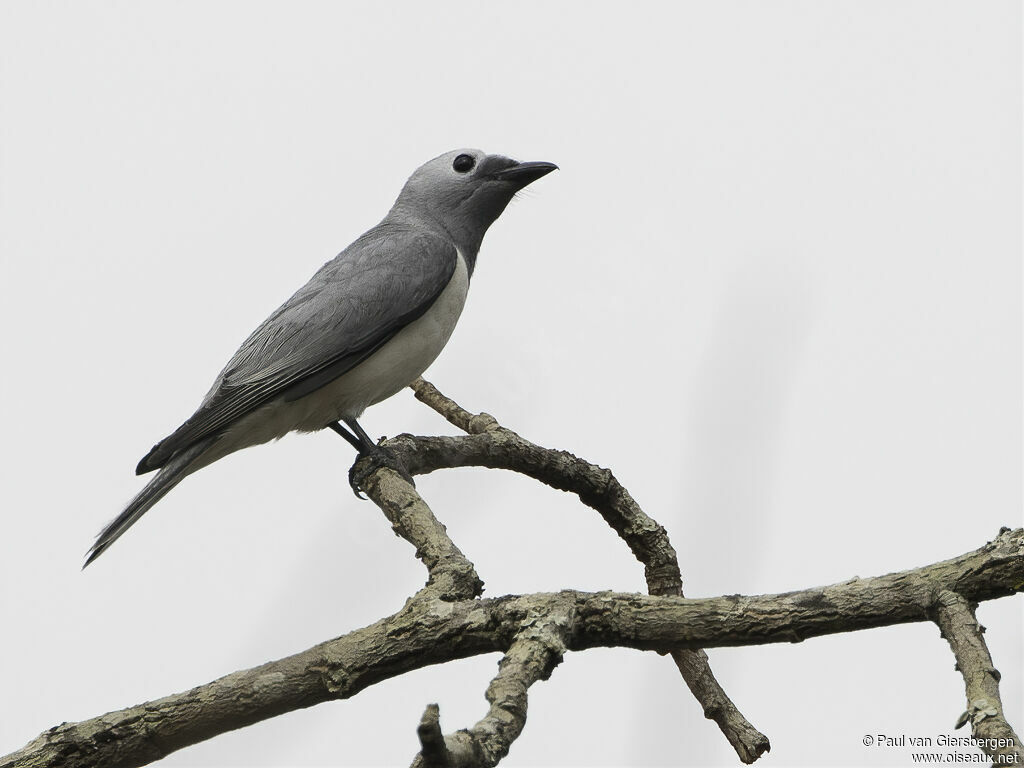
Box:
314;250;470;419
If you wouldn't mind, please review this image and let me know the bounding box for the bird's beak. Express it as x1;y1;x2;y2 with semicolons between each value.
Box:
491;160;559;185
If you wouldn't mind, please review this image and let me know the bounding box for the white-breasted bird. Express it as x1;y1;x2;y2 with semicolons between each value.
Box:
85;149;557;566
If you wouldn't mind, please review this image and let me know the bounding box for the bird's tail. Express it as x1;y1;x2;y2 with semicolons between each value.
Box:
84;438;214;568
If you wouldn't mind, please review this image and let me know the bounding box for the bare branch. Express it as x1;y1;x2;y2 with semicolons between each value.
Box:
411;602;573;768
0;593;504;768
670;650;770;763
933;588;1024;765
412;378;500;435
406;378;769;762
3;529;1022;768
358;464;482;599
415;705;451;768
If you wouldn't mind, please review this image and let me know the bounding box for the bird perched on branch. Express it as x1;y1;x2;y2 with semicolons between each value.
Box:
86;149;557;566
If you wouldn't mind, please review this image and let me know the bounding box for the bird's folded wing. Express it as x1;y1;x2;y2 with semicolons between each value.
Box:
137;226;458;473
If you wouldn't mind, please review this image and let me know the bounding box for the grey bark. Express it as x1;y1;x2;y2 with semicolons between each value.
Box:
933;590;1023;765
3;381;1020;768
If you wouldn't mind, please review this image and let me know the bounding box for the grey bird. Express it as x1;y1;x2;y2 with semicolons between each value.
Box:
85;149;557;567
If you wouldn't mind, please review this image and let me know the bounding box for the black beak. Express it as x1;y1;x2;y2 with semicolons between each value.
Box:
491;160;559;185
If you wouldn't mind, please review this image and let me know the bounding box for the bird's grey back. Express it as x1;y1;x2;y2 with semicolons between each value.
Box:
137;220;458;473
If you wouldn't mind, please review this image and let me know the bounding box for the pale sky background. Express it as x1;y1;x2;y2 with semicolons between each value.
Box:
0;2;1020;767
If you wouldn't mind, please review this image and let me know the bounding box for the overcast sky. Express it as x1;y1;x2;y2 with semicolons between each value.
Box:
1;2;1020;767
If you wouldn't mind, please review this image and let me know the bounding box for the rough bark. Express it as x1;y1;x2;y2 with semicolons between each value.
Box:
3;382;1020;768
405;379;769;762
933;589;1023;765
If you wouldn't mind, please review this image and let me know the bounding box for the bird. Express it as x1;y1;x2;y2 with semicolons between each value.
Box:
85;149;557;567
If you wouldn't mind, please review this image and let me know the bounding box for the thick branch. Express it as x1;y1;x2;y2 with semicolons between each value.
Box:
3;529;1022;768
933;589;1024;765
407;378;770;762
0;592;505;768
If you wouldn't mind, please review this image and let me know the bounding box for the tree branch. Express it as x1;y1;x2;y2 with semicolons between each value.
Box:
6;528;1021;768
933;587;1024;765
412;602;572;767
356;461;483;600
406;378;770;762
416;705;451;767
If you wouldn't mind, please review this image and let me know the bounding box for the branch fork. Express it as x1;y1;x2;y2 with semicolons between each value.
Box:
2;381;1020;768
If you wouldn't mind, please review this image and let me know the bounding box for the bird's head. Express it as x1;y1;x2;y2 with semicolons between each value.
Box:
391;149;557;256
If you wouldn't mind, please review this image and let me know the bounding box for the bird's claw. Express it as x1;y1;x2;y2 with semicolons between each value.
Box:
348;446;416;498
347;463;367;499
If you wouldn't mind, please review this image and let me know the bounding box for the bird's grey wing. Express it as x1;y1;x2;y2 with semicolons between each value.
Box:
137;226;457;473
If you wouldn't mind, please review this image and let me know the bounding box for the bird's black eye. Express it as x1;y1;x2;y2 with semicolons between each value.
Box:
452;154;475;173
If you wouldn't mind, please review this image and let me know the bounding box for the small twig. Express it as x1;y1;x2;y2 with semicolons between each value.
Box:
416;704;452;768
933;589;1024;765
412;379;500;434
405;378;770;762
670;649;771;763
411;603;572;768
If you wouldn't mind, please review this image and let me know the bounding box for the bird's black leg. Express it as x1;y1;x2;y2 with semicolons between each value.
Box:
328;421;363;451
335;416;416;497
340;416;378;453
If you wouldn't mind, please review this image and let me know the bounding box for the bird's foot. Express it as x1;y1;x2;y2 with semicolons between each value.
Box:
348;445;416;498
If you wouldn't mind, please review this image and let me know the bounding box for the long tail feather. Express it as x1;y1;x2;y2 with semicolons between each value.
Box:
84;439;213;568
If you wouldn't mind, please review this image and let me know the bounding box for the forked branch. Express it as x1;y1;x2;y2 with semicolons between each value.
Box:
2;383;1020;768
403;379;769;762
